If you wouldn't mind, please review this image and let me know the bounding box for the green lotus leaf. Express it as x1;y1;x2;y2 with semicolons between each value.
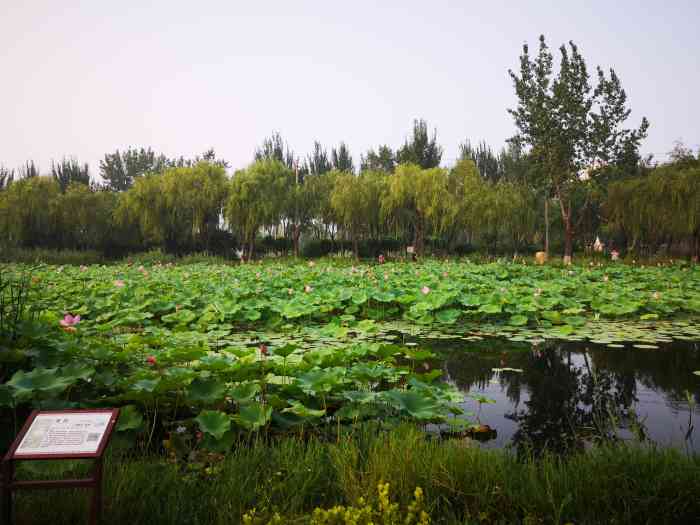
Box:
236;402;272;431
131;378;160;392
116;404;143;431
508;314;528;326
230;382;260;402
272;343;298;358
282;400;326;419
383;389;444;421
195;410;231;439
7;368;74;395
479;303;501;315
59;363;95;382
186;378;227;403
435;309;461;324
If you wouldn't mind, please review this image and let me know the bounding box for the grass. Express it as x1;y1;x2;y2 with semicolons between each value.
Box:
6;425;700;525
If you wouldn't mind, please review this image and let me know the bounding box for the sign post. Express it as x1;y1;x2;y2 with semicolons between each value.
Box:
1;408;119;525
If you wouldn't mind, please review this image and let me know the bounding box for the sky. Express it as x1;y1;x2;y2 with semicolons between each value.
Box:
2;0;699;176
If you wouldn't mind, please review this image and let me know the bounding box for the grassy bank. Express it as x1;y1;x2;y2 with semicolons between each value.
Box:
6;426;699;525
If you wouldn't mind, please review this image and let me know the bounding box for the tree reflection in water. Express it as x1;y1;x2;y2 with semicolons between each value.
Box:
440;338;700;455
505;342;638;456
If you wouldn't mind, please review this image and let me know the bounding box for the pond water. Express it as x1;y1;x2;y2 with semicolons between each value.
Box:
427;337;700;453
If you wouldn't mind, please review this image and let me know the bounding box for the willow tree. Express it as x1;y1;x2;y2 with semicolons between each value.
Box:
509;35;648;262
54;183;118;250
330;172;367;259
382;164;450;255
118;162;228;252
226;159;289;258
0;176;61;247
330;170;386;258
606;164;700;257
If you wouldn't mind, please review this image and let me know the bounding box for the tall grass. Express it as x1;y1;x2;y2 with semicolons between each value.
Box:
7;426;700;525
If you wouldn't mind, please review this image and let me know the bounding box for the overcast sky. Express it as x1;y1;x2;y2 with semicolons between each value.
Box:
2;0;699;175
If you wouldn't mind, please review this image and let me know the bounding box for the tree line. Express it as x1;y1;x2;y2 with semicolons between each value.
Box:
1;35;699;261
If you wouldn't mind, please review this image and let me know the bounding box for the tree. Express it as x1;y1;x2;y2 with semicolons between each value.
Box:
330;172;367;259
0;176;61;247
100;147;169;191
18;160;39;179
361;145;395;173
226;159;289;258
306;141;331;176
382;164;450;255
508;35;648;261
51;157;91;192
254;132;296;169
331;142;354;173
118;162;228;252
330;170;386;258
0;166;14;191
458;140;501;181
396;119;443;169
605;163;700;258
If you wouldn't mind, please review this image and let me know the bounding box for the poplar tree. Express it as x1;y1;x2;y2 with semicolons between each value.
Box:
508;35;648;261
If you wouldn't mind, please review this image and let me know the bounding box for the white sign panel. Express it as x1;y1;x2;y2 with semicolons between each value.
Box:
15;412;112;456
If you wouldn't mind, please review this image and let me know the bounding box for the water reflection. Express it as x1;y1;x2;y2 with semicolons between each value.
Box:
439;339;700;454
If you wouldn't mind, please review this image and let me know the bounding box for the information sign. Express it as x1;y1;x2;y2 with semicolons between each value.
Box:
2;409;119;525
14;411;113;457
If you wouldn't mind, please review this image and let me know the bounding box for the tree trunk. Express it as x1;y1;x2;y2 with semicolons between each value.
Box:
558;194;574;264
292;224;301;258
352;234;359;260
414;221;424;256
563;227;573;264
544;197;550;255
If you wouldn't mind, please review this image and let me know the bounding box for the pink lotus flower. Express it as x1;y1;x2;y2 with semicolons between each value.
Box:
304;285;313;293
308;261;315;267
60;314;81;327
287;288;294;295
378;254;385;264
146;355;157;365
114;279;125;288
80;265;88;272
421;286;430;295
259;344;268;356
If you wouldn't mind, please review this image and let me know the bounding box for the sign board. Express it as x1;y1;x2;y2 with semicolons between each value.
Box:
3;409;119;525
406;246;415;254
10;409;118;459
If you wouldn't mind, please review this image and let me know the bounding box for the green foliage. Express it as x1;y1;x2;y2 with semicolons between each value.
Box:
331;142;354;173
119;162;228;253
395;119;443;169
508;35;649;258
361;145;396;173
6;427;700;524
226;159;290;257
100;147;170;192
51;157;91;192
605;164;700;256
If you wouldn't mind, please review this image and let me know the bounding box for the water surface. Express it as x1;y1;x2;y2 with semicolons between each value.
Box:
428;338;700;453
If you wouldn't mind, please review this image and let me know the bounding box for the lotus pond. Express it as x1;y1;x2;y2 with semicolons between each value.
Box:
1;259;699;454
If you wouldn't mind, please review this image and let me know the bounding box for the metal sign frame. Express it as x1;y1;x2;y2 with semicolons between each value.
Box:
1;408;120;525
